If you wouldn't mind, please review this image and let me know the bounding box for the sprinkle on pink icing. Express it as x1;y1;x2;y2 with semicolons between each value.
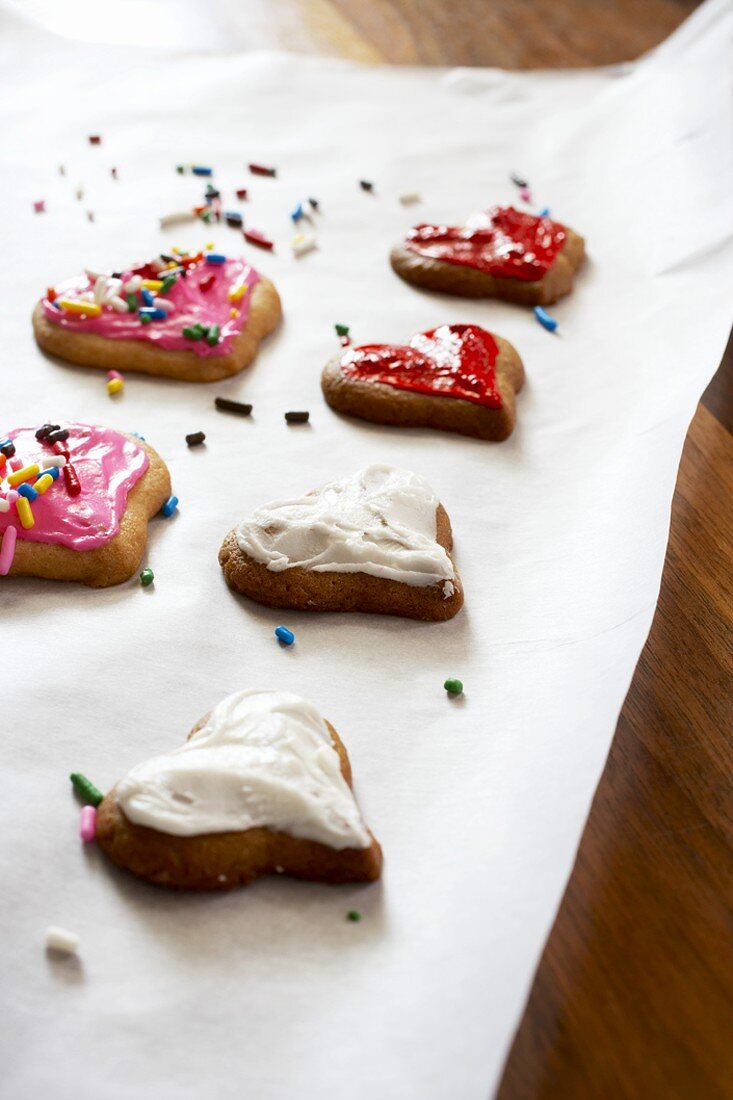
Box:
0;425;148;551
41;256;261;358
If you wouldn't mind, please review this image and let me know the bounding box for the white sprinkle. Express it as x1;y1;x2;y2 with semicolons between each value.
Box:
152;297;174;313
84;268;102;282
93;275;108;304
42;455;67;468
151;258;167;272
292;234;317;258
0;498;9;513
80;291;95;302
124;275;142;293
108;295;128;313
45;926;80;955
399;191;421;205
159;211;198;229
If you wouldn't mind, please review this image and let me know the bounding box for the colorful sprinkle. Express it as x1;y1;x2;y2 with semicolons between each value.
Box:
8;463;40;487
34;473;54;495
33;199;45;213
45;927;80;956
444;678;463;695
139;568;155;587
69;772;103;806
249;163;276;177
88;134;101;145
205;324;221;346
275;625;295;646
399;192;421;205
510;173;528;189
205;252;227;265
185;431;206;447
107;378;124;396
161;495;179;517
160;211;198;229
346;910;362;922
243;227;274;250
0;526;17;576
214;397;252;417
308;197;319;211
79;805;97;842
138;307;166;321
192;166;213;176
290;202;303;222
359;180;374;192
58;299;101;317
335;323;350;337
519;186;532;204
225;211;243;227
235;188;248;200
63;464;82;497
285;410;309;424
292;234;317;258
17;483;39;502
538;207;551;217
534;306;558;332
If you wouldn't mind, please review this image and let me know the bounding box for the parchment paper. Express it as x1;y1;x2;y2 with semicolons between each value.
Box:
1;2;732;1097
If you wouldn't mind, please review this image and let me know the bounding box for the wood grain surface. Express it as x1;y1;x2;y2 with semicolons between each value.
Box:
269;3;731;1097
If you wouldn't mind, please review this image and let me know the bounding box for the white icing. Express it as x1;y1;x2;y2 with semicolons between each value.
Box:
234;464;455;588
117;690;371;849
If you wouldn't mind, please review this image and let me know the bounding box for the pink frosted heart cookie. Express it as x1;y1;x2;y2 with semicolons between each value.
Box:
0;423;171;586
33;249;281;382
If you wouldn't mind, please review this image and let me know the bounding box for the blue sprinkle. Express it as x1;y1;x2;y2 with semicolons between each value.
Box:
139;307;167;320
131;432;146;441
18;483;39;501
290;202;303;222
140;288;154;306
51;300;63;310
224;211;243;227
161;495;179;518
534;306;558;332
538;207;551;217
274;625;295;646
192;166;213;176
205;252;227;265
42;466;60;480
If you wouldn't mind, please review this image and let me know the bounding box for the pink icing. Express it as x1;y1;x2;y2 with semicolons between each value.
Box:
41;256;261;358
0;425;148;551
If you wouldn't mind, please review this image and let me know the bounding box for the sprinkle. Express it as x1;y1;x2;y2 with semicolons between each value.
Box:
45;286;57;302
292;234;317;258
47;428;69;443
308;198;319;211
16;497;33;528
182;325;204;341
176;165;185;174
192;166;213;176
161;495;179;517
33;199;45;213
243;228;274;250
141;279;163;292
335;323;350;337
152;297;174;313
205;184;221;199
53;440;70;457
0;496;8;512
87;211;95;223
34;423;56;440
140;288;154;307
444;678;463;695
230;308;239;319
359;180;374;192
42;456;66;469
70;772;103;805
214;397;252;417
340;334;351;347
125;293;138;313
346;910;362;922
107;370;123;381
228;281;249;302
205;252;227;265
185;431;206;447
111;167;118;179
160;211;198;229
140;567;155;587
0;527;17;576
534;306;558;332
160;275;177;294
274;625;295;646
519;186;532;204
225;211;243;227
399;192;421;205
17;483;38;502
8;463;40;487
63;464;82;497
290;202;303;222
109;295;128;312
34;473;54;495
205;324;221;346
510;173;528;188
538;207;551;218
138;307;166;321
45;927;80;956
79;805;97;842
249;163;276;177
0;438;15;457
199;273;216;292
58;299;101;317
107;378;124;396
75;187;83;201
89;134;101;144
58;165;65;176
235;188;248;200
285;410;309;424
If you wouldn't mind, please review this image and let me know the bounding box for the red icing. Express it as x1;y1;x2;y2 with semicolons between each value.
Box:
404;205;566;281
341;324;502;408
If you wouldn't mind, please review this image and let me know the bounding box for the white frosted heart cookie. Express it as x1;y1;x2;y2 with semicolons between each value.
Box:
218;464;464;621
95;689;382;889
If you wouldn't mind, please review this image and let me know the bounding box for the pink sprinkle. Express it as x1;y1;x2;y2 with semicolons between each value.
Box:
0;526;17;577
107;369;123;382
33;200;46;213
6;489;19;504
80;805;97;842
519;186;532;204
340;334;351;347
8;456;22;472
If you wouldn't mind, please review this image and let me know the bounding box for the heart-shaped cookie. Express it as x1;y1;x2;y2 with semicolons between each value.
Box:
33;250;281;382
0;423;170;586
95;689;382;890
322;323;524;441
391;205;585;305
219;464;464;621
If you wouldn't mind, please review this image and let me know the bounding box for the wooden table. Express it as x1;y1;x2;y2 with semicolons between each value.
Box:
220;2;732;1093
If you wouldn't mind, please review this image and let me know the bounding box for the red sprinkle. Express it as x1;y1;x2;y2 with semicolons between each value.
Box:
248;163;276;177
53;441;70;457
63;464;81;497
199;273;216;292
235;188;248;200
88;135;101;145
244;228;274;250
46;286;57;302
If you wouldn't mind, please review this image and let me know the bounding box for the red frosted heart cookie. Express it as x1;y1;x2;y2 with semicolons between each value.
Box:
322;323;524;441
32;249;281;383
391;205;585;305
0;423;171;586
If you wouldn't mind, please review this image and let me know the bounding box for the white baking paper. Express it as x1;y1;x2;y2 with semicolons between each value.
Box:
1;2;732;1097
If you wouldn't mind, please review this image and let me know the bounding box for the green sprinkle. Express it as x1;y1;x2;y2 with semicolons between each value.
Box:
69;772;103;807
176;164;185;174
182;326;203;341
201;210;212;223
346;910;361;922
205;324;221;347
160;275;177;294
335;323;350;337
139;568;154;587
125;292;138;312
139;313;152;324
444;678;463;696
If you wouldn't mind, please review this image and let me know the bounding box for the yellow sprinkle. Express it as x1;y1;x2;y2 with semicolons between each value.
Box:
166;261;177;269
228;283;249;302
16;496;34;529
107;378;124;396
34;473;54;495
58;298;102;317
141;279;163;291
172;246;184;255
8;463;40;487
230;307;239;319
205;241;214;250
